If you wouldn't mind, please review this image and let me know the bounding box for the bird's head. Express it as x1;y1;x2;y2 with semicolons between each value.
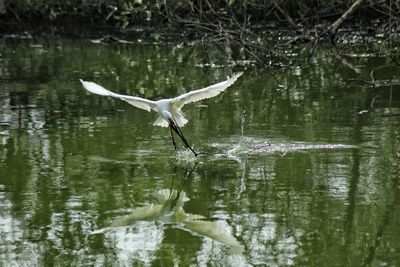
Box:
161;111;173;121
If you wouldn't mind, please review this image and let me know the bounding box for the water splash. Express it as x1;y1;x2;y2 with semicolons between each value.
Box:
174;148;198;164
215;136;357;158
227;138;249;156
227;111;252;156
240;111;246;137
249;141;357;155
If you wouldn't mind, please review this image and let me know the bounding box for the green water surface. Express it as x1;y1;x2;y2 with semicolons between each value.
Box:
0;38;399;266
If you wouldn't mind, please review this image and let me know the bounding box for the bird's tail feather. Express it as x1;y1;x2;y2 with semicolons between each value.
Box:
152;111;188;128
173;111;188;127
153;116;169;127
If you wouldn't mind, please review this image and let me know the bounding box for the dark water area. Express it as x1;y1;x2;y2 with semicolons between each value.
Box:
0;37;399;266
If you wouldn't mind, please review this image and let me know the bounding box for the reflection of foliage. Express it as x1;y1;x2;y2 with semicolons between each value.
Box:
0;39;400;266
0;38;398;136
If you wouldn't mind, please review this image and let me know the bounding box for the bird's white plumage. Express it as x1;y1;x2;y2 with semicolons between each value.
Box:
79;79;155;112
171;72;243;110
79;72;242;128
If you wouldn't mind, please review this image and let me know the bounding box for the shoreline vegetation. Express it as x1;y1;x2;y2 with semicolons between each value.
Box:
1;1;398;36
1;1;399;67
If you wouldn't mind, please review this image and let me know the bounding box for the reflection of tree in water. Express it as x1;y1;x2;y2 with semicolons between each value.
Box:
1;39;400;266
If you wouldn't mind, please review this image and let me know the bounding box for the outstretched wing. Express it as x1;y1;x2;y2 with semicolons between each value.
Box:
171;72;243;110
80;79;156;112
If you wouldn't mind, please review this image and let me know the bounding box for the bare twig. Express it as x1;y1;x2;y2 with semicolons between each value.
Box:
273;0;297;29
390;56;400;67
370;95;379;108
327;0;365;39
307;35;320;63
0;0;5;14
307;0;365;62
332;46;362;73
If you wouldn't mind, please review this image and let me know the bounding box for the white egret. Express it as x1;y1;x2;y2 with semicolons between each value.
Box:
79;72;243;156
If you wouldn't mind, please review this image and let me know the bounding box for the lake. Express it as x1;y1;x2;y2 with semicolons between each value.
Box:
1;37;399;266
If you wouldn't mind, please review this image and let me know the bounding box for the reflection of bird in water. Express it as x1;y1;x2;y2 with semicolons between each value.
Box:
80;72;243;156
110;189;244;254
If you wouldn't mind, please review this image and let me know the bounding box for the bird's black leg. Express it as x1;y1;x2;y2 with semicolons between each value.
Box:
175;125;211;156
169;120;199;157
170;126;178;151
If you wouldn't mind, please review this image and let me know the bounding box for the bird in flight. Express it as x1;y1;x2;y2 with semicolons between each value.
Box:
80;72;243;156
